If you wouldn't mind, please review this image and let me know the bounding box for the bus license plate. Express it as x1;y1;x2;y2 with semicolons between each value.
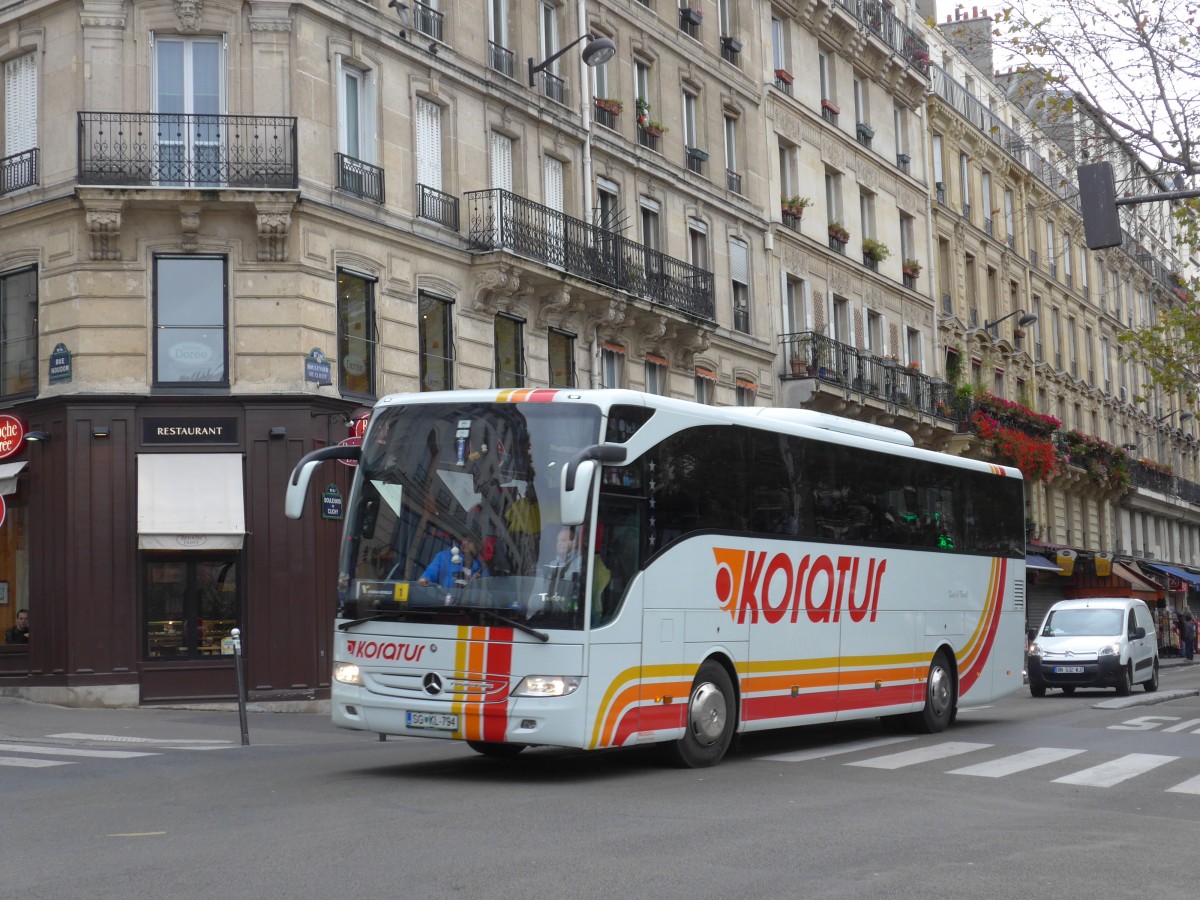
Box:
406;711;458;731
1053;666;1085;674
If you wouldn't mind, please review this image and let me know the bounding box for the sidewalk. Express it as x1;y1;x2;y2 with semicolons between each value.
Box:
0;696;371;749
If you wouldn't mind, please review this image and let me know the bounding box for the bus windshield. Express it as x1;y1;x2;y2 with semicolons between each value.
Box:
337;400;603;631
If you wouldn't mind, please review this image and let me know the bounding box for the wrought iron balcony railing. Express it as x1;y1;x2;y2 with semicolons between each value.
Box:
842;0;930;77
417;183;459;230
466;188;715;321
780;331;955;418
1;148;38;195
489;42;515;78
538;70;567;105
336;153;385;203
413;1;444;40
78;112;297;189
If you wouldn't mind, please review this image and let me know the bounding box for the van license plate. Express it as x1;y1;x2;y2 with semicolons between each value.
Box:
1053;666;1084;674
406;711;458;731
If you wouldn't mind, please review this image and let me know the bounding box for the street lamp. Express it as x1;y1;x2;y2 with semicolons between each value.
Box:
528;34;616;87
983;308;1038;335
1156;411;1194;426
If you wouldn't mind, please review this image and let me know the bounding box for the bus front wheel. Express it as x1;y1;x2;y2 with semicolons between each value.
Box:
909;650;956;733
664;660;736;768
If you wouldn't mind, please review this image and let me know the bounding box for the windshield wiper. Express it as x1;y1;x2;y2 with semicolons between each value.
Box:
456;607;550;642
338;612;406;631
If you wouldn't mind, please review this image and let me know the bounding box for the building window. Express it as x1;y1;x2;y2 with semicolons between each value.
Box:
144;557;240;661
415;97;443;191
154;36;224;186
645;356;668;394
783;276;806;334
494;314;524;388
729;237;750;333
688;218;709;270
154;255;227;386
694;369;715;404
5;53;38;170
641;197;661;251
866;309;884;355
419;291;453;391
548;329;575;388
337;269;376;397
601;345;625;388
831;295;850;344
906;326;921;370
683;90;700;150
0;266;37;398
337;60;376;164
735;382;755;406
724;114;740;191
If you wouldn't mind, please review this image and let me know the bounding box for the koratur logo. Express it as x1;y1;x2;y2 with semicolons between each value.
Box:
713;548;887;625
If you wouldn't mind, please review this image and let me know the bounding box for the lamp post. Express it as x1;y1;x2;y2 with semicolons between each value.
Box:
983;308;1038;337
527;33;615;88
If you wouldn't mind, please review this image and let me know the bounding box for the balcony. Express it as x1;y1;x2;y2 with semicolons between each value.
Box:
1;148;38;195
336;153;385;203
78;112;297;189
466;188;715;320
780;331;955;418
413;1;444;40
489;42;515;78
726;169;743;194
843;0;930;77
685;147;707;175
721;36;743;66
537;70;567;105
679;6;703;38
417;183;459;230
637;126;662;152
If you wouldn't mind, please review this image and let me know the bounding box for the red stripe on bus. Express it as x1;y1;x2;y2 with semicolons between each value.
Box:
484;630;514;743
959;559;1005;695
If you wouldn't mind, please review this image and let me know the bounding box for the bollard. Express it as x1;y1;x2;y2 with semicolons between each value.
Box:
231;627;250;746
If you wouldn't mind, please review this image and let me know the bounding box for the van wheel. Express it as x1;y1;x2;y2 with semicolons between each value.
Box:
1115;663;1132;696
467;740;525;759
663;661;736;768
908;650;956;733
1143;659;1160;693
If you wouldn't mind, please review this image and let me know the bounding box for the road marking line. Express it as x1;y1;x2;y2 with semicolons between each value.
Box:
847;741;992;770
1162;719;1200;733
50;732;235;745
0;742;158;759
1053;753;1177;787
1166;774;1200;795
948;747;1086;778
755;735;916;763
0;757;75;768
108;832;167;838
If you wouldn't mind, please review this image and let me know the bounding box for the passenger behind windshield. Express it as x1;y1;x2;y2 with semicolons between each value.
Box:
417;535;487;589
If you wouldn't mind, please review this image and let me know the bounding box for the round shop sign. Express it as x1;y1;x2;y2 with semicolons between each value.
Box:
337;435;362;467
0;414;26;460
0;494;6;527
342;354;367;377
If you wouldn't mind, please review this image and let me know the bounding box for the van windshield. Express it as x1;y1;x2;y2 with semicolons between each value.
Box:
1041;608;1124;638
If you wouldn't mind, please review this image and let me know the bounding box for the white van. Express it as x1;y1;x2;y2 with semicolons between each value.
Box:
1027;597;1159;697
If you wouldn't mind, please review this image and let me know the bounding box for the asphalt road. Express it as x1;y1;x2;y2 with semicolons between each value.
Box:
5;665;1200;900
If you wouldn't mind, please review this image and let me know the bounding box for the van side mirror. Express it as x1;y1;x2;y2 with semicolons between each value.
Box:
1134;626;1146;640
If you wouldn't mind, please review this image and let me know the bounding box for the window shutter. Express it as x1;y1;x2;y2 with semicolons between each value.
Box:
729;238;749;285
5;53;37;156
415;98;442;190
490;132;513;191
543;157;563;212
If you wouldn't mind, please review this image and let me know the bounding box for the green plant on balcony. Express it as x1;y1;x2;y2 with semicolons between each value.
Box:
595;97;624;115
781;195;811;217
862;238;891;263
972;411;1064;482
828;222;850;243
1060;430;1131;491
902;258;922;277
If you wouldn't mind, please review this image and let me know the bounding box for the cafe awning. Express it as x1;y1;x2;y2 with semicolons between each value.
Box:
1112;561;1159;592
137;453;246;550
1142;562;1200;591
0;460;27;496
1025;553;1063;573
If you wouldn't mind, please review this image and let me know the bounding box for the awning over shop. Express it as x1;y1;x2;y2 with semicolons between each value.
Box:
1025;553;1063;573
0;460;27;496
1112;561;1160;592
1142;562;1200;591
137;453;245;550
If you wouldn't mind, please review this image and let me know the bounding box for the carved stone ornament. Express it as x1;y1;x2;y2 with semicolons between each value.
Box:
256;210;291;261
583;297;628;334
180;205;202;252
535;284;582;328
471;264;531;316
175;0;204;32
85;206;122;261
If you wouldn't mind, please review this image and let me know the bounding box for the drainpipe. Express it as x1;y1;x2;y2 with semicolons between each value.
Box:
578;0;593;225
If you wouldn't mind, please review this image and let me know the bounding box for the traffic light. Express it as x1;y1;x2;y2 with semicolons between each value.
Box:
1078;162;1123;249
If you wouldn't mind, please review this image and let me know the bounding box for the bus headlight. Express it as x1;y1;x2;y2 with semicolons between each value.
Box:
334;663;362;685
512;675;581;697
1097;642;1120;658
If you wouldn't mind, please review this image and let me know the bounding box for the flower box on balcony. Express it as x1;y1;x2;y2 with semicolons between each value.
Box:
901;258;922;278
781;195;810;218
679;7;704;26
722;35;744;53
821;99;840;115
774;68;794;85
687;147;709;161
856;122;874;140
828;222;850;243
594;98;623;115
862;238;890;264
897;153;911;166
642;120;667;137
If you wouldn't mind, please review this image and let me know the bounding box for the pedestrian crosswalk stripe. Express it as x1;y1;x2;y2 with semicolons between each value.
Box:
0;742;158;760
1052;753;1177;787
948;747;1086;778
755;735;916;763
0;757;74;768
49;732;235;745
846;741;992;770
1165;773;1200;795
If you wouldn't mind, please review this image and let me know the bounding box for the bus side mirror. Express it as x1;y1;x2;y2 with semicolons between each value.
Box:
284;444;361;519
560;444;627;527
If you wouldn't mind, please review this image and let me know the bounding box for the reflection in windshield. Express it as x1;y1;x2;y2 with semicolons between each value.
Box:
337;402;602;631
1041;608;1124;638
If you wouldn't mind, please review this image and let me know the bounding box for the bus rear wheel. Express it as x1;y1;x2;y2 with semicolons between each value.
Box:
467;740;525;759
664;660;736;768
909;650;956;733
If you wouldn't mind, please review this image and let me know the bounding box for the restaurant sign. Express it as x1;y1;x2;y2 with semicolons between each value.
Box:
143;417;239;445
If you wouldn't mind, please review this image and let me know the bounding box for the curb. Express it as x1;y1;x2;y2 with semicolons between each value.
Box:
1093;689;1200;709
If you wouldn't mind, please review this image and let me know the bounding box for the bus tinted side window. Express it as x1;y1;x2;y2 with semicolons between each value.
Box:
649;426;748;549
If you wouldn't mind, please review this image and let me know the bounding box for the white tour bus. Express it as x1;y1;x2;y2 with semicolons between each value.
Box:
286;389;1027;767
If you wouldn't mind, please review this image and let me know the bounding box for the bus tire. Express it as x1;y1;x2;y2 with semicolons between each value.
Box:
467;740;525;759
909;650;956;733
664;660;736;768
